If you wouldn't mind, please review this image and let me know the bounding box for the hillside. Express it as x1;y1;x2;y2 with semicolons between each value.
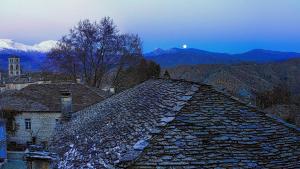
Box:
146;48;300;67
167;58;300;126
168;58;300;101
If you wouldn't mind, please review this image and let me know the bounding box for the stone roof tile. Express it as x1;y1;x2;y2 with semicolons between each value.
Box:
51;79;197;168
131;84;300;168
0;83;108;112
50;79;300;169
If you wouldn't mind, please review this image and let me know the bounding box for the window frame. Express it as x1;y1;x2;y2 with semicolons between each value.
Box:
25;118;31;130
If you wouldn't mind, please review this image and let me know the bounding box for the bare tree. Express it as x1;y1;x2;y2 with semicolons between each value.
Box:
112;34;143;87
48;39;80;81
48;17;119;87
48;17;160;89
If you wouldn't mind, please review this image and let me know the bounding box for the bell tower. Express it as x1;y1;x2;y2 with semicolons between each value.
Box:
8;56;21;77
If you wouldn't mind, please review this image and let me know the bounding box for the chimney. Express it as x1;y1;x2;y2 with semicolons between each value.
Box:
60;90;72;121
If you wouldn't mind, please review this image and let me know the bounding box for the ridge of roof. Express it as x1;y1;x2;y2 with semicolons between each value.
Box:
51;79;199;168
165;78;300;133
129;82;300;168
51;78;300;168
208;82;300;133
117;81;200;166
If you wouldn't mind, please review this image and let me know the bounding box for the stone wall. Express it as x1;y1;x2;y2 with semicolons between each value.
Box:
9;112;61;145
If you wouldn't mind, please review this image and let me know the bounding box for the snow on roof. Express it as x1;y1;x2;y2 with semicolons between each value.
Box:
50;79;300;168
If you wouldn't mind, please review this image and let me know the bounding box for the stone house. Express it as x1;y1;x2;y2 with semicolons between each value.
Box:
0;83;108;147
52;79;300;168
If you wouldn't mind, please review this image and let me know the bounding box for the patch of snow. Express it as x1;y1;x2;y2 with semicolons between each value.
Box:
133;139;149;150
87;162;93;168
176;101;186;106
98;158;112;168
180;95;192;101
0;39;58;52
58;146;79;169
32;40;58;52
172;104;184;111
161;116;175;123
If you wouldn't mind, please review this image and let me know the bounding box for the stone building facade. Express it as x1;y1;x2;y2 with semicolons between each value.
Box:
0;83;108;147
10;112;61;145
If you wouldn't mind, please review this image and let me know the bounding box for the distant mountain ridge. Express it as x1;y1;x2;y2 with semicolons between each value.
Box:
1;40;300;71
145;48;300;67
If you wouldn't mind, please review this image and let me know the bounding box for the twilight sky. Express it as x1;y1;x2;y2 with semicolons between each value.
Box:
0;0;300;53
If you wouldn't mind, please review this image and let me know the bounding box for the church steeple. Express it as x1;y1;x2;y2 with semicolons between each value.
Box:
8;56;21;77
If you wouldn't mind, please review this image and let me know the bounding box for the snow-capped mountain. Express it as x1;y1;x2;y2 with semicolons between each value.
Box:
0;39;58;71
0;39;58;53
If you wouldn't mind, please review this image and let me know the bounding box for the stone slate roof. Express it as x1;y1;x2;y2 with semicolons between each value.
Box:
51;79;198;168
0;83;108;112
50;79;300;169
131;84;300;168
5;75;41;84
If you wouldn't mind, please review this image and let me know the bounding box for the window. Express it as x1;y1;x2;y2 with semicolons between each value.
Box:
55;119;60;126
25;119;31;130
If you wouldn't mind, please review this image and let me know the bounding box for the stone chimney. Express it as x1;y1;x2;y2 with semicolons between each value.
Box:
60;90;72;121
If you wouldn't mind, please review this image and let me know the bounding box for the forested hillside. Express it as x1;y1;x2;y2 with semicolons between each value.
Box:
167;58;300;126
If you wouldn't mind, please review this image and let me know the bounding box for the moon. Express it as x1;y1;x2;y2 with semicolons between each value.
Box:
182;44;188;49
